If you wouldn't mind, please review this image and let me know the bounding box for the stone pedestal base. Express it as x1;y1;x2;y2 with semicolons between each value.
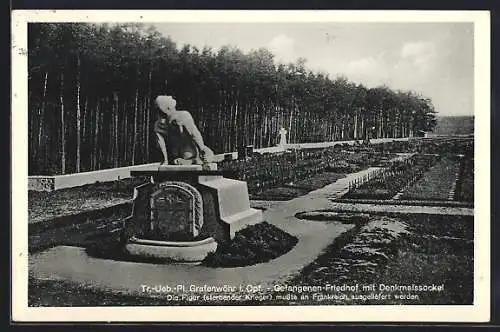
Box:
125;236;217;263
123;167;263;263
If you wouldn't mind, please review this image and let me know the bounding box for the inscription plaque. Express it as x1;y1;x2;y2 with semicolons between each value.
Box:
149;181;204;238
151;188;192;236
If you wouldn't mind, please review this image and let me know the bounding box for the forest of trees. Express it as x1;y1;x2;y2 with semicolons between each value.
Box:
28;23;437;175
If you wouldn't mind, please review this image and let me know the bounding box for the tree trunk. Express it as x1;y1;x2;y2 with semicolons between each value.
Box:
76;54;82;173
132;88;139;165
141;97;147;164
378;109;383;139
60;71;66;174
146;69;152;162
353;111;358;140
234;94;239;148
361;117;365;140
124;101;128;162
114;93;119;168
227;92;233;151
37;71;48;166
82;97;88;171
93;99;100;170
252;103;257;147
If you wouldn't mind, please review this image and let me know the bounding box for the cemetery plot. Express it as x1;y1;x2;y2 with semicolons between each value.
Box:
219;150;327;195
338;138;474;204
252;172;346;201
220;149;395;200
455;157;474;202
343;154;440;200
400;156;461;201
371;137;474;156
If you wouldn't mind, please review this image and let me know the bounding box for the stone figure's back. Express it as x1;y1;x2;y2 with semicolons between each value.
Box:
154;117;199;164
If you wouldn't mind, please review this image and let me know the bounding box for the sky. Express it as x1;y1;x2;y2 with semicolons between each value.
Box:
152;22;474;116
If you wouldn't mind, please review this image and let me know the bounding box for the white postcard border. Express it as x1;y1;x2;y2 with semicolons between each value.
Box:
11;9;491;322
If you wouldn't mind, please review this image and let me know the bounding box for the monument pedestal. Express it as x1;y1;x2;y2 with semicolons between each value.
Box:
122;164;263;263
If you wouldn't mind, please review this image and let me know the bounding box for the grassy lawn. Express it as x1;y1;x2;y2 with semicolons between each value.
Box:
28;177;146;224
28;207;131;254
376;250;473;304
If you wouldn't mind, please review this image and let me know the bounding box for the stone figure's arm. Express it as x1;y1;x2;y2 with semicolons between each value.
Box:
182;112;207;150
155;132;169;164
154;118;170;164
181;112;214;161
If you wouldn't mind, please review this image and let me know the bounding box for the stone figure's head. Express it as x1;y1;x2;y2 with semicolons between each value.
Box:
156;95;177;115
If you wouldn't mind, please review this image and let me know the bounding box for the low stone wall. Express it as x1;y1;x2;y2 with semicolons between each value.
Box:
29;163;161;192
285;137;411;150
29;138;413;192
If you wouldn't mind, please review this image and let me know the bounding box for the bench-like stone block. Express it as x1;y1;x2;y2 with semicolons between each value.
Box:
223;208;264;239
198;176;263;239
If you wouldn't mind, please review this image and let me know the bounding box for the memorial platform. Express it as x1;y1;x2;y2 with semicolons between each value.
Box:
122;164;263;262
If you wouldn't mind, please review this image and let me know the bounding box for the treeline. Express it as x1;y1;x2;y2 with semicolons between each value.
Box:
28;23;437;175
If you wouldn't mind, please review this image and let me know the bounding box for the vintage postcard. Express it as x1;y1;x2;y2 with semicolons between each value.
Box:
12;10;490;322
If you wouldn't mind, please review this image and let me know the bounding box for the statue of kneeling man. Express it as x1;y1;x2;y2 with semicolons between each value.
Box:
154;95;215;165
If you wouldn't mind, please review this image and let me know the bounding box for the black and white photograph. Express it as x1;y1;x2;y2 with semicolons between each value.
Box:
12;10;490;322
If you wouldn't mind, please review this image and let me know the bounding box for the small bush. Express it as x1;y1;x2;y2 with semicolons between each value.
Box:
202;222;298;268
